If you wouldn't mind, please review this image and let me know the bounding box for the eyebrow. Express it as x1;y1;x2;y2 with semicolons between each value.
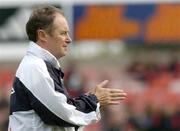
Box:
60;30;69;33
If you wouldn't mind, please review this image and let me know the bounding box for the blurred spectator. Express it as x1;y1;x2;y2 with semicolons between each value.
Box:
64;63;85;97
0;96;9;131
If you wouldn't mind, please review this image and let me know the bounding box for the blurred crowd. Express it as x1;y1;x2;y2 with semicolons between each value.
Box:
0;60;180;131
0;69;13;131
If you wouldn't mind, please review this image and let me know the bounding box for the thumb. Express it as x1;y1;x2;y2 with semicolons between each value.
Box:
98;80;109;88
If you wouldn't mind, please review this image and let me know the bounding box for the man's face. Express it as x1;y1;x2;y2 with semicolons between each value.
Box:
45;13;71;59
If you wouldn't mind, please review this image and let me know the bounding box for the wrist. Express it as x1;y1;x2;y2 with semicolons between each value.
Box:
88;93;99;103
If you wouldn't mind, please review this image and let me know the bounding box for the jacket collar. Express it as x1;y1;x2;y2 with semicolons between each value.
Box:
27;41;60;69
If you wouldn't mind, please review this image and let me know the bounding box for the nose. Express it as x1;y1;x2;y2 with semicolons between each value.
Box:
65;34;72;44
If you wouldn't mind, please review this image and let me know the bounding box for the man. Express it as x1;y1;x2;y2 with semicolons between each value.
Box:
8;5;127;131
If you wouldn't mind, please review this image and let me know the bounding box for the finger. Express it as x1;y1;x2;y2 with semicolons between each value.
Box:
110;96;127;101
110;89;125;93
109;101;120;105
98;80;109;87
110;92;127;97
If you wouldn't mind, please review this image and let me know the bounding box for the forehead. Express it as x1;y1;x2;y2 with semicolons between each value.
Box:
53;13;69;30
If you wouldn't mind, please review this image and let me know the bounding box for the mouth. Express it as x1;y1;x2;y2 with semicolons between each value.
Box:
63;45;68;50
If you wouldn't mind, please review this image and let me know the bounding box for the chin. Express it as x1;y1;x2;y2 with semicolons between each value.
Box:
59;53;67;58
63;51;68;56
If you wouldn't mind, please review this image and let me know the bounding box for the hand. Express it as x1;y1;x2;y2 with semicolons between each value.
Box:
93;80;127;107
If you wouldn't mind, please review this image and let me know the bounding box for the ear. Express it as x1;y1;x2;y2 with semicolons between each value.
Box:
37;29;48;43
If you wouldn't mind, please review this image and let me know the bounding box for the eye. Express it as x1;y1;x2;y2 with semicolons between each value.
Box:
60;31;68;36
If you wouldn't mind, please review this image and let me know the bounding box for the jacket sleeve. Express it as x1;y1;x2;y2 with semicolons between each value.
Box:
17;61;101;127
67;93;99;113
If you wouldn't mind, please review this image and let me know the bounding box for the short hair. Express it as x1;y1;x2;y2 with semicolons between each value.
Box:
26;5;64;42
